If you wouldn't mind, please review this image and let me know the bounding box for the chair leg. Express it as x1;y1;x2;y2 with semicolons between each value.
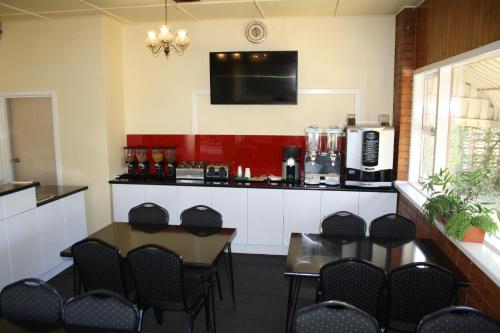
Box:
189;313;195;333
204;298;211;331
153;308;164;325
215;270;223;301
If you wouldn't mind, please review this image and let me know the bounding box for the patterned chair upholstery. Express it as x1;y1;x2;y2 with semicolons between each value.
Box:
387;262;457;332
126;244;210;332
71;238;129;298
128;202;169;225
0;278;63;332
180;205;222;229
63;289;141;333
370;214;416;240
321;211;367;237
417;306;500;333
318;259;385;317
292;300;380;333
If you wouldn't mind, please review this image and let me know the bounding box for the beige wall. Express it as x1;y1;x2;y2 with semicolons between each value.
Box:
0;17;124;233
123;16;395;135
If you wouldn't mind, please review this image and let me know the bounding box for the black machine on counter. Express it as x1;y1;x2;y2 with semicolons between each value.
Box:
345;125;394;188
282;146;301;183
205;164;230;181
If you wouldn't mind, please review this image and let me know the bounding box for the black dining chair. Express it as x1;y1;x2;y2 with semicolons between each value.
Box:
416;306;500;333
370;214;416;240
292;300;380;333
126;244;210;333
181;205;236;309
320;211;367;237
71;238;130;298
63;289;142;333
0;278;63;332
318;259;385;317
387;262;457;332
128;202;169;225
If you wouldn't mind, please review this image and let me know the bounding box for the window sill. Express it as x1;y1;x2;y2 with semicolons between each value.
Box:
395;181;500;287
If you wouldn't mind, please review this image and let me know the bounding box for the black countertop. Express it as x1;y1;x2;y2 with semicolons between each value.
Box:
36;185;88;207
109;178;397;193
0;182;37;197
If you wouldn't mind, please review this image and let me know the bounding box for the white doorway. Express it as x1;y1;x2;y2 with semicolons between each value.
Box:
0;92;61;185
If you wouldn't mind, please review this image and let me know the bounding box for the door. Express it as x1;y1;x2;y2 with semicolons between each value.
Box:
7;97;57;185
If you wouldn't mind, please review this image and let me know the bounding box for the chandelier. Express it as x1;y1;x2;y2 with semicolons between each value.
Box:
145;0;190;57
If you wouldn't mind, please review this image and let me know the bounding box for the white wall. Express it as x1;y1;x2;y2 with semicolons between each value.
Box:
123;16;395;134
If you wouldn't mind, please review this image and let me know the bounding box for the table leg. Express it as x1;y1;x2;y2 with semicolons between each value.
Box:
72;263;79;296
227;242;236;310
285;276;302;333
209;266;217;333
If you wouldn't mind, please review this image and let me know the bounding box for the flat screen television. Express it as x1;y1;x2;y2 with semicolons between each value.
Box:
210;51;298;105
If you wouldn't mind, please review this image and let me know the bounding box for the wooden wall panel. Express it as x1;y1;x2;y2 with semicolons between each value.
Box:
415;0;500;68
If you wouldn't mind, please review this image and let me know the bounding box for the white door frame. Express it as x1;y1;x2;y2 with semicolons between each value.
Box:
0;91;62;186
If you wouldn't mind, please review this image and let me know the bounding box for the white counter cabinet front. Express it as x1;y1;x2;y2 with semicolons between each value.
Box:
110;184;397;255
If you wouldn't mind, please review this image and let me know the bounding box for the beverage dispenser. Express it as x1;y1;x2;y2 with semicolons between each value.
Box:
124;146;137;175
165;147;177;179
152;147;166;176
135;147;149;176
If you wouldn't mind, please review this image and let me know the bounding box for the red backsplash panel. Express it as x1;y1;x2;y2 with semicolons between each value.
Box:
127;134;305;177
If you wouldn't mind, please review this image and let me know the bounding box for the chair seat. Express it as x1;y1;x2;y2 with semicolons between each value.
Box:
142;276;204;311
387;319;418;332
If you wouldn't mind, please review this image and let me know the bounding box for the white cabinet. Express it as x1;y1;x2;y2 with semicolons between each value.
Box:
0;196;5;220
145;185;179;225
5;209;43;281
64;191;88;246
358;192;398;231
3;187;36;220
247;189;284;246
37;200;66;271
111;184;145;222
212;188;247;244
283;190;322;245
320;191;360;219
0;221;12;289
177;186;212;222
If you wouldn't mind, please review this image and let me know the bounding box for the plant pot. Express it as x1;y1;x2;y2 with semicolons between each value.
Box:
463;227;485;243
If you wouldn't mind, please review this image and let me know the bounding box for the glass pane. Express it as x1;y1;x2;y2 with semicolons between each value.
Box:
447;52;500;208
419;133;436;181
423;73;439;129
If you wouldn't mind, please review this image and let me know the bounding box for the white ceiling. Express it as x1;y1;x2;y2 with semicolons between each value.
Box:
0;0;421;23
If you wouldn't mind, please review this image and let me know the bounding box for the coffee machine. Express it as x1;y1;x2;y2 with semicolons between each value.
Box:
345;125;394;187
282;146;301;183
304;125;344;185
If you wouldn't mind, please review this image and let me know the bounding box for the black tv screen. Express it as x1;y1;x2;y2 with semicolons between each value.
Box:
210;51;298;105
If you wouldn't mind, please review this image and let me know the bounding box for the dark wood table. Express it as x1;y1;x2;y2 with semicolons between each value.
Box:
284;233;469;332
0;320;65;333
60;222;237;333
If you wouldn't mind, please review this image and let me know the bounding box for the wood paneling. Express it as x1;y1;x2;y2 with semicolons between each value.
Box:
416;0;500;68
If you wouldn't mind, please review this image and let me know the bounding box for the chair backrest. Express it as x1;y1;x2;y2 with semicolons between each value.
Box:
180;205;222;229
71;238;128;297
126;244;187;311
128;202;169;225
321;211;367;237
417;306;500;333
0;278;63;331
319;259;385;316
388;262;457;331
370;214;416;240
63;289;141;333
292;300;380;333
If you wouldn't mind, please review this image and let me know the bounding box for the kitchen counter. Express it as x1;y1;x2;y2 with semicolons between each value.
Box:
36;185;88;206
0;182;37;197
109;178;397;193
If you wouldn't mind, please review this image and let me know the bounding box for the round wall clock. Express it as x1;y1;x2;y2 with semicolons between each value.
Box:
245;21;267;44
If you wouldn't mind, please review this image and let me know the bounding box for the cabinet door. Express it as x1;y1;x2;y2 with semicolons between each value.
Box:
0;197;5;220
247;189;284;246
64;192;88;246
283;190;321;245
6;209;43;280
358;192;398;231
212;188;247;244
0;221;12;289
4;187;36;219
144;186;179;225
111;184;145;222
37;200;66;271
320;191;360;219
177;187;212;222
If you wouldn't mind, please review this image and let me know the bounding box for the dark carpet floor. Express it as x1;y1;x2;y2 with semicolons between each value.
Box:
49;254;318;333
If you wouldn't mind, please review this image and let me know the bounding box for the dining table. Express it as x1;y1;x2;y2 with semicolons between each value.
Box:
60;222;237;333
284;233;470;332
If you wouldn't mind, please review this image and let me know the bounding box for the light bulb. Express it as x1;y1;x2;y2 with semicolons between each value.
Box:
158;25;173;43
145;30;159;47
175;29;190;49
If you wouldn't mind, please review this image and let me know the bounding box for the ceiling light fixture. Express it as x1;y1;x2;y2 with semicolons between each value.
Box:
145;0;190;57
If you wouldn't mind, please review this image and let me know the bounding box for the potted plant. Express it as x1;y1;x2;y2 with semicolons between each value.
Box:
421;168;499;243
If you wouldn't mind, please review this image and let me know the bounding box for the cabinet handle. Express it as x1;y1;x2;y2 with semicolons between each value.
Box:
11;158;20;163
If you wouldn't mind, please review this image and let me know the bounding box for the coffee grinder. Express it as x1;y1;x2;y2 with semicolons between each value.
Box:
152;147;166;176
124;146;137;175
165;146;177;179
281;146;301;183
135;147;149;176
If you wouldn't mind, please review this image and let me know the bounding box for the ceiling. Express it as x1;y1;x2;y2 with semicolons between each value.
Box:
0;0;421;24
